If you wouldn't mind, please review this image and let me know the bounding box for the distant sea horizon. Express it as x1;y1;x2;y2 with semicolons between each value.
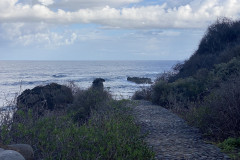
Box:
0;60;180;62
0;60;179;107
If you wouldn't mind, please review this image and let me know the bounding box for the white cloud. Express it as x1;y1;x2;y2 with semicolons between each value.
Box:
50;0;142;10
65;33;77;45
0;0;239;48
38;0;54;6
0;22;109;47
17;0;141;9
0;0;240;29
0;23;82;47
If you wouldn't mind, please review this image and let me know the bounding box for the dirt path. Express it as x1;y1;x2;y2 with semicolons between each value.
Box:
131;101;230;160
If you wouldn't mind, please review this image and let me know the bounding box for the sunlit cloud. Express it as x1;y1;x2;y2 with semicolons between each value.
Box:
0;0;239;29
0;0;238;60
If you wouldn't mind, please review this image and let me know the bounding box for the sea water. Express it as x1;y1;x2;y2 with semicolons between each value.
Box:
0;60;178;107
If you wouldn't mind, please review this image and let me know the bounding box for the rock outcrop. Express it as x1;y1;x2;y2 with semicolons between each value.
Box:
127;77;152;84
92;78;105;90
0;150;25;160
16;83;73;116
7;144;34;160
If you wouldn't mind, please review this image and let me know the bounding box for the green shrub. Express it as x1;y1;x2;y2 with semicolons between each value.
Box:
1;96;154;160
132;87;152;101
171;18;240;80
218;138;240;151
197;18;240;55
151;77;206;108
71;87;112;122
212;57;240;82
147;41;240;140
188;76;240;140
151;80;172;106
218;137;240;159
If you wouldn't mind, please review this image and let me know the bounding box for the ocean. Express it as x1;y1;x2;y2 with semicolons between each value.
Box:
0;60;178;107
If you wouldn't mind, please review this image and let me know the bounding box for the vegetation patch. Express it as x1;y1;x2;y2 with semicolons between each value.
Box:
133;18;240;158
0;82;154;160
218;138;240;159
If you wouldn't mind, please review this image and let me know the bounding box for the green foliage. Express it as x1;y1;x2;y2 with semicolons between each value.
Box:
191;76;240;139
218;138;240;151
1;97;154;160
212;57;240;81
0;125;11;144
151;77;206;108
171;18;240;80
137;18;240;142
182;58;240;140
197;18;240;55
71;87;112;122
151;80;171;106
132;87;152;101
218;138;240;159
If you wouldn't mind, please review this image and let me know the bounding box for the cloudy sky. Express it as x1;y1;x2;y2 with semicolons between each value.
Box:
0;0;240;60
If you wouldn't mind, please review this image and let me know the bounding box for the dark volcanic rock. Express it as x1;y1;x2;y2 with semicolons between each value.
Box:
127;77;152;84
92;78;105;90
16;83;73;115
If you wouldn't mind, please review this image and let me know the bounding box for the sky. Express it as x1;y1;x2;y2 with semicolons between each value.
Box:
0;0;240;60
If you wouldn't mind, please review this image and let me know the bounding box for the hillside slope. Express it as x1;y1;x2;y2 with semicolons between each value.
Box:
134;18;240;147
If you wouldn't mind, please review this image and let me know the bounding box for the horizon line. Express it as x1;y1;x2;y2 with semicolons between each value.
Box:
0;59;183;62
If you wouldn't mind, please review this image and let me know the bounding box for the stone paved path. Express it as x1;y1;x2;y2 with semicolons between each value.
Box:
131;101;230;160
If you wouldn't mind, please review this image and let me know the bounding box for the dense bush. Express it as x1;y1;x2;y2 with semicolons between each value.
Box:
155;58;240;140
219;138;240;150
132;87;152;101
187;76;240;140
212;57;240;82
151;77;207;108
172;18;240;80
70;87;112;122
217;137;240;159
197;18;240;55
133;18;240;145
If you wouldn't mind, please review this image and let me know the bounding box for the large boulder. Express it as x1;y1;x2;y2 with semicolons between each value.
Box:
7;144;34;160
0;143;34;160
16;83;73;116
0;150;25;160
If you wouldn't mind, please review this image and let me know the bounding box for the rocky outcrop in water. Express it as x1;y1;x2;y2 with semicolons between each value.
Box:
127;77;152;84
92;78;105;90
